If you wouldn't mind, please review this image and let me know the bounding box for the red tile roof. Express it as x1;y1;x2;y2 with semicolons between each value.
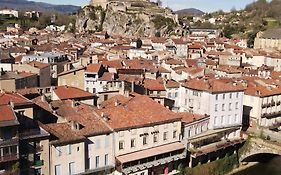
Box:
97;95;181;130
144;79;165;91
182;78;245;93
178;112;208;124
53;86;95;100
0;105;17;122
0;92;31;105
86;64;102;73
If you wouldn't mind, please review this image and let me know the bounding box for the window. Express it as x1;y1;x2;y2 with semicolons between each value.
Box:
221;116;224;124
215;104;218;112
175;92;178;97
66;144;71;155
214;116;218;125
236;92;239;98
235;102;239;109
131;139;136;148
215;94;218;100
168;92;171;98
143;136;148;145
95;156;100;168
229;93;232;99
222;104;225;111
235;114;238;123
173;130;177;139
55;165;61;175
153;134;158;143
163;132;168;141
69;162;75;175
223;94;225;100
77;147;79;152
119;141;124;150
95;139;100;149
141;173;145;175
229;103;232;111
105;135;110;148
105;154;108;166
55;146;61;157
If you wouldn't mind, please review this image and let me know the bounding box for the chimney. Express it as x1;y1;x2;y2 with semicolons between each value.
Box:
256;90;261;96
9;101;14;108
41;95;46;102
71;100;75;108
0;68;5;75
115;100;119;107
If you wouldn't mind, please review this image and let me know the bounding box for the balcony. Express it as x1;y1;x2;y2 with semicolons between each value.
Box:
0;138;18;147
117;142;186;175
33;160;44;167
190;138;245;158
122;151;186;175
261;111;281;119
0;154;19;163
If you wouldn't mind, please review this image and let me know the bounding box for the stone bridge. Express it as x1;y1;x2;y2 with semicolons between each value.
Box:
240;137;281;162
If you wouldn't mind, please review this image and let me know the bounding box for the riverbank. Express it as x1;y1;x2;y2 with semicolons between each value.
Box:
227;162;259;175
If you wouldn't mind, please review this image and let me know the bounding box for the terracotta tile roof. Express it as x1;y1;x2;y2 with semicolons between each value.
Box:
118;74;143;83
86;64;102;73
179;112;208;124
156;66;170;73
0;105;17;122
101;60;123;69
244;82;281;97
123;59;155;70
96;95;181;130
214;66;242;74
99;72;115;81
182;77;245;93
53;86;95;100
17;87;41;97
151;37;167;43
27;61;49;69
143;78;165;91
172;38;188;45
165;59;184;65
41;123;85;144
188;43;203;49
0;92;31;105
165;80;180;88
45;100;112;137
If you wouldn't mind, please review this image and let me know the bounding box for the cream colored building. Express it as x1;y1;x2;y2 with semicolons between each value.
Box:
254;29;281;50
57;67;85;90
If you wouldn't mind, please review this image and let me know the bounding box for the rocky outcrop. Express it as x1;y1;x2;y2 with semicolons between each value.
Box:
76;1;180;37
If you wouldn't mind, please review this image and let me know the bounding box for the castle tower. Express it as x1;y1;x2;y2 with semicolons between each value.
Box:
90;0;109;9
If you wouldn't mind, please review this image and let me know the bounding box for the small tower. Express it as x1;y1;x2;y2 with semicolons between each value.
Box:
90;0;109;9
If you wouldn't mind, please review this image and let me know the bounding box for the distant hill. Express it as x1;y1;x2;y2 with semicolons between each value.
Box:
175;8;204;16
0;0;80;14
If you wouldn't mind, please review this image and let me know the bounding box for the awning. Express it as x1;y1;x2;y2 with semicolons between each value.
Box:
117;142;185;164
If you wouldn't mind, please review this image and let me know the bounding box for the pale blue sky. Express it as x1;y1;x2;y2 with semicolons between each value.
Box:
33;0;259;12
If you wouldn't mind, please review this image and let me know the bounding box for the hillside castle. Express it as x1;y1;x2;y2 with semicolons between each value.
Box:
90;0;149;9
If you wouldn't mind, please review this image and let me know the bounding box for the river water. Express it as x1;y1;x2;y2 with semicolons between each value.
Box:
233;156;281;175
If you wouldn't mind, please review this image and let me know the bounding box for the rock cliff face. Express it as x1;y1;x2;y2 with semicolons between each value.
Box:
76;1;179;37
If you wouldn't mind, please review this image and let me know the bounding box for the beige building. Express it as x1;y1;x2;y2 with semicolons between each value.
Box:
0;70;38;92
254;28;281;50
13;61;51;87
57;67;85;90
96;95;186;175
